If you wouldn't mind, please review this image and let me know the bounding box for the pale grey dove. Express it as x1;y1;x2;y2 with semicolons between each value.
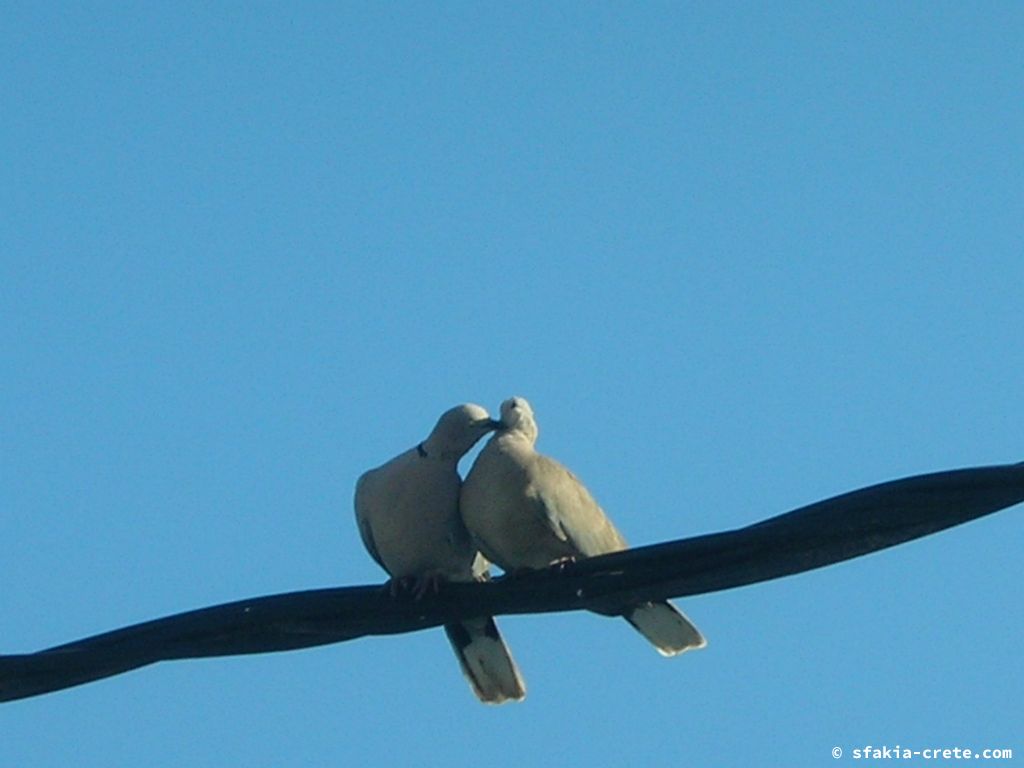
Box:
461;396;706;656
354;403;526;704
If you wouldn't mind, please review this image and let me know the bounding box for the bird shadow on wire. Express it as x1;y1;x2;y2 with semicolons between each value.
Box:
1;462;1021;704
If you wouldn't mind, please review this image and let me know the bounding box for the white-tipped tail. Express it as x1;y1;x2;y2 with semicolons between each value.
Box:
444;617;526;704
624;601;707;657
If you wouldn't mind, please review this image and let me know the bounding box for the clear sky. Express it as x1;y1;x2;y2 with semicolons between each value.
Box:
2;3;1021;766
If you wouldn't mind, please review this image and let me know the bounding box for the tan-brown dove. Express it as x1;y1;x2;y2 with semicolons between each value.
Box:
461;396;706;656
355;404;526;703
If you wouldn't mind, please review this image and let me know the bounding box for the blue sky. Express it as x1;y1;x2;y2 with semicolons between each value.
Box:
2;3;1021;765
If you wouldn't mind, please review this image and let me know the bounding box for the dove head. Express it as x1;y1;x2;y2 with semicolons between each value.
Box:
499;396;539;445
422;403;500;460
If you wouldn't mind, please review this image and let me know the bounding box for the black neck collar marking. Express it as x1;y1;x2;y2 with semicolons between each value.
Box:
416;442;428;458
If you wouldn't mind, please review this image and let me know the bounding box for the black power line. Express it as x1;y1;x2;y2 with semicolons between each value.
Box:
2;462;1021;704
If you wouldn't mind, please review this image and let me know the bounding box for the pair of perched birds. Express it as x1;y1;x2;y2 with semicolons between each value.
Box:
354;396;705;704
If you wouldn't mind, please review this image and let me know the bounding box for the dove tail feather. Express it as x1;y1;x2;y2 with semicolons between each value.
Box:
444;618;526;704
624;601;707;657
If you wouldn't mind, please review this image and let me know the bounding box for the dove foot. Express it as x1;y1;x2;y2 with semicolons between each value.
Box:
548;556;578;573
386;572;446;600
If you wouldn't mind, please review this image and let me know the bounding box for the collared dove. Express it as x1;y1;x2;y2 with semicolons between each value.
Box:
461;396;706;656
354;403;526;704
